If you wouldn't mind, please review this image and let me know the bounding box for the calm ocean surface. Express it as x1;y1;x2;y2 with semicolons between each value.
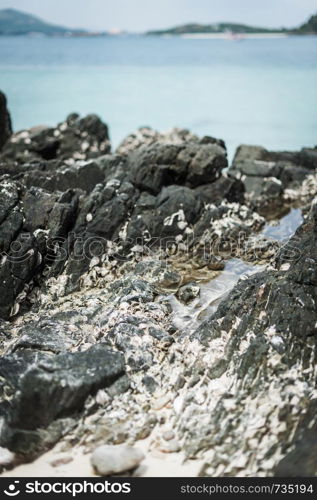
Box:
0;35;316;158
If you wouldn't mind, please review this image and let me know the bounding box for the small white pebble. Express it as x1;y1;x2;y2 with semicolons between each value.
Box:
91;445;144;476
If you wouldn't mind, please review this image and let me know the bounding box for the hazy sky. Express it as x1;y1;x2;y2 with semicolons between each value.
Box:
0;0;316;31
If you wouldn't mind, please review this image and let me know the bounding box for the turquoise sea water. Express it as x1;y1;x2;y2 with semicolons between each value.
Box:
0;35;316;158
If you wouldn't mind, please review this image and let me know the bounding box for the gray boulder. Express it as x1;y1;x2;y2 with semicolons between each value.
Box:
127;139;227;194
0;344;125;453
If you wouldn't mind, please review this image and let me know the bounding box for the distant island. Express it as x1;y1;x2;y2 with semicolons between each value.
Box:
296;13;317;34
147;23;284;36
147;13;317;36
0;8;107;36
0;7;316;37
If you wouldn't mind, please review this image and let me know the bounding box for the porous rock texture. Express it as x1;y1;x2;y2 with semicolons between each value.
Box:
0;91;316;476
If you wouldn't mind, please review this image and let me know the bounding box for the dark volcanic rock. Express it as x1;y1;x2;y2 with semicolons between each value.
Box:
1;121;244;296
0;231;42;319
0;91;12;150
13;345;124;429
233;144;317;172
155;185;203;233
9;319;83;354
127;143;185;194
60;160;241;289
0;344;125;452
22;187;79;238
125;184;203;248
127;139;227;194
1;113;111;163
0;107;315;476
194;175;245;205
0;179;79;319
57;113;110;160
184;142;228;188
0;156;113;196
0;179;38;319
4;99;317;476
62;180;140;284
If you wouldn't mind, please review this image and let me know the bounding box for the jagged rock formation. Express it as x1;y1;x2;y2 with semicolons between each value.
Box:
0;92;12;151
188;202;317;475
0;91;316;476
0;179;79;319
1;113;110;163
1;114;250;316
0;344;125;456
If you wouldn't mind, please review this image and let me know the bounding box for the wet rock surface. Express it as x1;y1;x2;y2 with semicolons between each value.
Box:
0;178;79;319
0;91;316;476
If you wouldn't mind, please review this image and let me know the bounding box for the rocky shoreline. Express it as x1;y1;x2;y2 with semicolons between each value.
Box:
0;91;316;477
